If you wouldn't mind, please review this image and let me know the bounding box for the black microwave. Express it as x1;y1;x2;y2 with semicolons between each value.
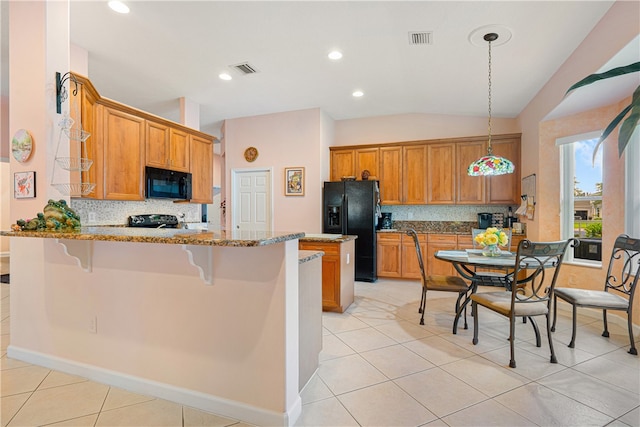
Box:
145;167;192;200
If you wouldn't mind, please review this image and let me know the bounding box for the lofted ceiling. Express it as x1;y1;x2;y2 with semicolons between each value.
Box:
31;2;640;138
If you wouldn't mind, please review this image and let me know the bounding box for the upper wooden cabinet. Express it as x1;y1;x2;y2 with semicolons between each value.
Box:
168;128;190;172
146;121;190;172
330;147;380;181
330;149;355;181
427;143;455;204
379;146;402;204
329;134;521;206
190;135;213;204
486;137;520;205
356;148;379;179
101;106;145;201
403;145;428;204
70;73;214;202
379;145;427;205
456;140;486;204
145;121;170;170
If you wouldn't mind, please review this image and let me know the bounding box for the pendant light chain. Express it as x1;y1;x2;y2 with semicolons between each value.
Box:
466;31;514;177
487;37;493;155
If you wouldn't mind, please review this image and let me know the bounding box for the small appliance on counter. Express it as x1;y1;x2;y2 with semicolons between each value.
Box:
128;214;179;228
491;213;504;228
380;213;393;230
477;213;492;229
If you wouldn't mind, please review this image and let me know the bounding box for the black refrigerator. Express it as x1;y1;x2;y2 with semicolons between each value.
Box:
323;180;379;282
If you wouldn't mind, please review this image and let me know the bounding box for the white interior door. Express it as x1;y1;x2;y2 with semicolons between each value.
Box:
232;168;273;232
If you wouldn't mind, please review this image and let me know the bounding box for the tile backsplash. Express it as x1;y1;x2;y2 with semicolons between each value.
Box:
381;205;515;222
71;199;202;226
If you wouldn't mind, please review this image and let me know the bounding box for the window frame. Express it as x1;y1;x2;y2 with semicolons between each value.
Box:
557;131;603;267
624;126;639;238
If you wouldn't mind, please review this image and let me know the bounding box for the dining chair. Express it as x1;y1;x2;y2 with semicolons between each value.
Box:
406;229;470;328
471;238;577;368
552;234;639;355
471;228;513;288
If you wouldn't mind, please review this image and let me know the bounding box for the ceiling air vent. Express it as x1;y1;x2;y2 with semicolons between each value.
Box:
409;31;433;45
232;62;259;75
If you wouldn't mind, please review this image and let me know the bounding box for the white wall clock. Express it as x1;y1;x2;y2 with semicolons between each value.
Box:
12;129;33;163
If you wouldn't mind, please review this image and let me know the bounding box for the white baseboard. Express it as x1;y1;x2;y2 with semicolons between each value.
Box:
7;346;301;427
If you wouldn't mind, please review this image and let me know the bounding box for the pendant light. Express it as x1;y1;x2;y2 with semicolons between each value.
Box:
468;33;514;176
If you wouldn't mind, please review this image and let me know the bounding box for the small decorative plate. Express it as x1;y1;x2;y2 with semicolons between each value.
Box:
12;129;33;163
244;146;258;162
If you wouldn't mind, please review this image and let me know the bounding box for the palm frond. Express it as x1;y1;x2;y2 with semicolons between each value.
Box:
566;62;640;95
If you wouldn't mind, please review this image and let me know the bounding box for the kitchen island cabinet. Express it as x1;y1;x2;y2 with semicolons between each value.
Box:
2;227;307;426
299;235;357;313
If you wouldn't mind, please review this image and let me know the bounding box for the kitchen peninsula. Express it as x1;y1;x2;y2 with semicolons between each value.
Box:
1;227;308;426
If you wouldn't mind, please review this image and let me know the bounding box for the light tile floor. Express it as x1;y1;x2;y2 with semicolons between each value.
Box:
1;279;639;427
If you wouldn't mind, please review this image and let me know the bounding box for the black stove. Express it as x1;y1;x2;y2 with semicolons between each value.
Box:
128;214;179;228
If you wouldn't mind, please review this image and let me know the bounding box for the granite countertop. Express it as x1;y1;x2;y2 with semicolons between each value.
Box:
0;226;304;247
298;250;324;264
299;234;358;243
378;221;483;234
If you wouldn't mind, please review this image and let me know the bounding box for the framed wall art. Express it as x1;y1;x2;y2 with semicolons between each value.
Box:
14;171;36;199
284;167;304;196
11;129;33;163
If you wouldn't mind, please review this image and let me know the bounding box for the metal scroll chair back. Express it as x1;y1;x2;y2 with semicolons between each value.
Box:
471;238;578;368
406;229;470;329
553;234;640;355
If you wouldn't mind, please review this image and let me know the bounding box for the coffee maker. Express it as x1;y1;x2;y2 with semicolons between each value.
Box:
477;213;492;229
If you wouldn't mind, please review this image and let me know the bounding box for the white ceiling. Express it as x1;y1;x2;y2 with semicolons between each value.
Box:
22;1;640;138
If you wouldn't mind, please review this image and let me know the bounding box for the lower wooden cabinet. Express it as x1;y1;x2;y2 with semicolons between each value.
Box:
377;232;528;280
426;234;457;276
299;239;355;313
376;233;402;277
377;232;427;279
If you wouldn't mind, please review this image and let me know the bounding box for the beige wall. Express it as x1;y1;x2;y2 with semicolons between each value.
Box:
223;108;325;233
539;99;637;325
1;162;9;274
517;0;639;241
516;0;639;326
335;113;519;146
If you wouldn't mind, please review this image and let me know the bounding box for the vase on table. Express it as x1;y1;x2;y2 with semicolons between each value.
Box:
482;244;501;257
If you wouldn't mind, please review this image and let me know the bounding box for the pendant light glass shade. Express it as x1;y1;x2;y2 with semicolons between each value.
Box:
468;33;514;177
467;152;514;176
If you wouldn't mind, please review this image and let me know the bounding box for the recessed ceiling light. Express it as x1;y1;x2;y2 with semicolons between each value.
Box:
108;1;129;14
219;73;232;81
352;90;364;98
328;50;343;60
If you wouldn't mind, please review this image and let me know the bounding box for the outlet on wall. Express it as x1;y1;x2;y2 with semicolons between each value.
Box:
88;212;97;224
88;316;97;334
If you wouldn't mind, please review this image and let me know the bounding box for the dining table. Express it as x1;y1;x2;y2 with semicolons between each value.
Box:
435;249;518;334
